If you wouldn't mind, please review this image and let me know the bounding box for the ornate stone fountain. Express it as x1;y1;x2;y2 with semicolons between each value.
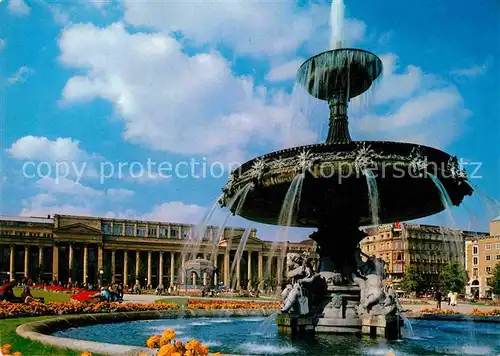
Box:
219;46;472;338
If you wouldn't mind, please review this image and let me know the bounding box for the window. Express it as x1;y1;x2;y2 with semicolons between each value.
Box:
397;253;403;261
386;242;390;249
159;227;167;237
473;257;478;265
473;268;478;277
496;243;500;249
112;224;123;236
125;225;134;236
486;267;491;273
102;223;111;234
148;227;157;237
497;255;500;261
183;228;191;240
137;226;146;236
485;244;491;250
395;241;402;249
394;264;403;273
486;255;491;261
473;246;478;254
170;228;177;238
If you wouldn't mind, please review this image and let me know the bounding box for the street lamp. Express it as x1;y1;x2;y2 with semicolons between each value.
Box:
99;269;104;288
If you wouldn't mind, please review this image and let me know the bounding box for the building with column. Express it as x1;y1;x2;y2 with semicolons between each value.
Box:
465;217;500;298
360;222;487;288
0;214;317;289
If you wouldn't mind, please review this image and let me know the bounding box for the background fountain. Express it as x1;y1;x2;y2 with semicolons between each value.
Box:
219;0;472;338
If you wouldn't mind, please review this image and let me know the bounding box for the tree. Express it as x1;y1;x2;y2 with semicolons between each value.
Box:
488;263;500;296
439;262;467;293
401;265;426;293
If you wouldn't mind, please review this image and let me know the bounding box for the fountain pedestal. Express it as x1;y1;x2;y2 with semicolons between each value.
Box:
314;284;361;333
362;314;402;339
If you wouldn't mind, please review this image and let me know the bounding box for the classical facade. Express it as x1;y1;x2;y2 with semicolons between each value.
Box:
465;218;500;298
0;214;317;289
360;222;487;288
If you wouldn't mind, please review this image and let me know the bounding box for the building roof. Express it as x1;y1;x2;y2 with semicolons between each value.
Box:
0;215;54;224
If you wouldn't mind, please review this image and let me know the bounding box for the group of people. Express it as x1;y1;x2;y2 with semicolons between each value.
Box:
0;280;40;304
434;290;459;308
98;284;124;302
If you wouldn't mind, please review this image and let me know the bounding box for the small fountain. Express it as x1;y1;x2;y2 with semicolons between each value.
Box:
219;0;472;340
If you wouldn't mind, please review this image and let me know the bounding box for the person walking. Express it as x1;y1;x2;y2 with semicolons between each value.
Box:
450;292;458;307
435;290;442;309
447;291;452;306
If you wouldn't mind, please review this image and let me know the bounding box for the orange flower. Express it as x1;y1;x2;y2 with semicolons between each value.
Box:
2;344;13;354
157;344;176;356
13;352;23;356
212;353;224;356
80;352;92;356
175;340;183;348
146;335;161;349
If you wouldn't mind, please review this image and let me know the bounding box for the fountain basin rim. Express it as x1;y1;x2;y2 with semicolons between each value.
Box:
16;309;277;356
297;47;382;73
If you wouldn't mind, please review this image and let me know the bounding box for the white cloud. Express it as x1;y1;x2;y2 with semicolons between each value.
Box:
21;177;134;217
7;136;88;162
7;0;30;16
8;66;35;84
266;58;305;82
0;39;5;51
450;58;491;79
59;23;316;163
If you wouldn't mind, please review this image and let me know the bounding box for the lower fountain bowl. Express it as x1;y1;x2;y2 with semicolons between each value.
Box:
221;141;472;228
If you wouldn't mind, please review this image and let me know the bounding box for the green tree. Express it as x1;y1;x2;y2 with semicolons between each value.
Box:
439;262;467;293
401;265;426;293
488;263;500;296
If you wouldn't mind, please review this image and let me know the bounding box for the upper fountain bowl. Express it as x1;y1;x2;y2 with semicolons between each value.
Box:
297;48;383;101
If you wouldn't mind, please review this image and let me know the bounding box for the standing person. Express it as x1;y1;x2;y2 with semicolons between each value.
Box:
447;291;452;305
451;292;458;307
435;290;442;309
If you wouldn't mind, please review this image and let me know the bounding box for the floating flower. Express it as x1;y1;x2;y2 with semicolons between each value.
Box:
1;344;13;354
80;352;92;356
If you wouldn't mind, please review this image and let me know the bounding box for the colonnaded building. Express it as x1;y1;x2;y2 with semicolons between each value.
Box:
360;221;489;288
0;214;317;289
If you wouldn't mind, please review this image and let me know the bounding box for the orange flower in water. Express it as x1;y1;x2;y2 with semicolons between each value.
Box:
80;352;92;356
1;344;13;354
12;352;23;356
175;340;183;348
146;335;161;349
385;353;396;356
198;344;209;356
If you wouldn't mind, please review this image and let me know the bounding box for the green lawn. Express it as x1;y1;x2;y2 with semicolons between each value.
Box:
13;287;72;302
0;316;103;356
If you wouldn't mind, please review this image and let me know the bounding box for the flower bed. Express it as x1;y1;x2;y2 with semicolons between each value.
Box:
185;299;279;310
420;307;500;316
0;301;179;318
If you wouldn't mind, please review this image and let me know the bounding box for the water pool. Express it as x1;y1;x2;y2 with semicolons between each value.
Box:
53;316;500;355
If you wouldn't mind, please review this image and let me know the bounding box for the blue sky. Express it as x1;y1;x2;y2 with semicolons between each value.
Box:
1;0;499;240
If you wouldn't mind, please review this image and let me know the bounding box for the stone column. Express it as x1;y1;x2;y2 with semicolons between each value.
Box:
38;247;43;268
170;252;175;286
111;250;116;284
203;253;207;285
52;245;59;281
147;251;152;288
24;246;29;278
258;252;263;282
68;244;74;282
277;257;283;285
224;250;230;287
97;245;103;272
158;252;163;286
178;226;182;240
83;245;88;284
181;253;186;284
135;251;140;279
192;272;196;285
167;225;171;239
123;250;128;286
236;254;241;290
247;251;252;286
9;245;15;280
214;255;218;285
